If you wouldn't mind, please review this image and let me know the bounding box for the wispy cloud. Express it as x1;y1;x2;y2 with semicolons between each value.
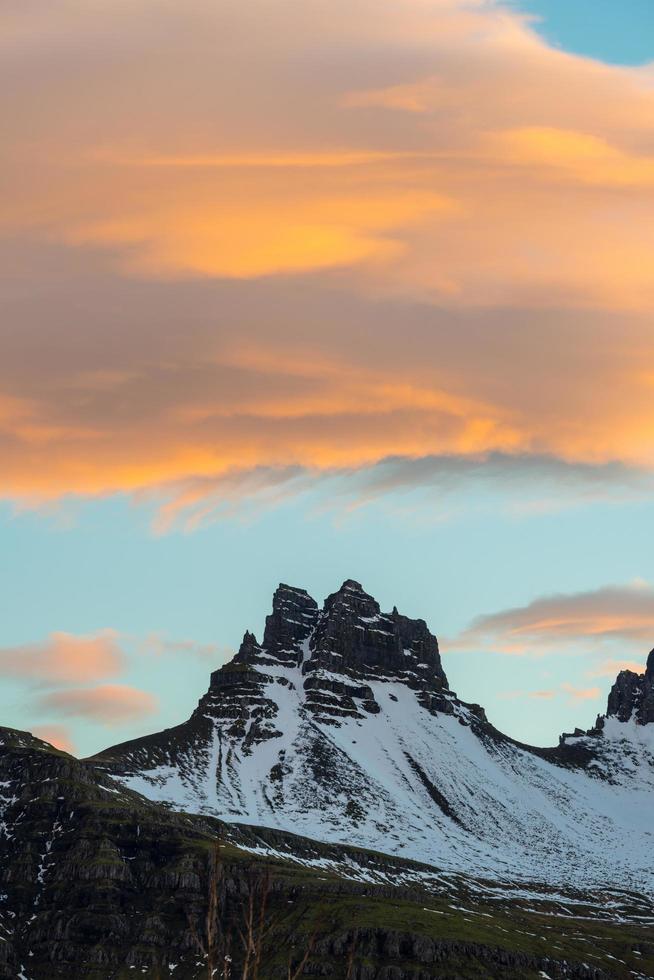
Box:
452;582;654;655
38;685;158;726
588;658;647;678
499;689;557;701
139;633;232;661
144;454;652;531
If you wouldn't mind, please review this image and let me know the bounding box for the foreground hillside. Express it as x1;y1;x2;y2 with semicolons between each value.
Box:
0;728;652;979
92;580;654;897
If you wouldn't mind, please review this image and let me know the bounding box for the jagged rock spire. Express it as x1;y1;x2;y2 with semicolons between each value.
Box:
262;583;318;666
230;584;319;670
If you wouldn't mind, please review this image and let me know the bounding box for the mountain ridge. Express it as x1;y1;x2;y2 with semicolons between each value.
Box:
88;579;654;898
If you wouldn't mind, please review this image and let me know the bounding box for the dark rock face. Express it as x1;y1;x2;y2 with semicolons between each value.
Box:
198;583;318;749
308;581;446;685
606;650;654;725
302;580;448;723
237;584;319;670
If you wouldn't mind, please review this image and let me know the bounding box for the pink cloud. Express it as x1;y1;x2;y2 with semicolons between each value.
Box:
31;724;77;755
561;683;601;703
588;658;646;678
0;630;125;686
38;684;158;726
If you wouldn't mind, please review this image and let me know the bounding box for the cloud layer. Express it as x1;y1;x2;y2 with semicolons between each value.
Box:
3;0;654;517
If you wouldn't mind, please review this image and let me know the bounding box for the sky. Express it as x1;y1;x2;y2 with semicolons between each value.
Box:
2;0;654;756
516;0;654;65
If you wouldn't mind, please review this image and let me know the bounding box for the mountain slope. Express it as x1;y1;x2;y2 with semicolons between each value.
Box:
6;726;654;979
91;580;654;899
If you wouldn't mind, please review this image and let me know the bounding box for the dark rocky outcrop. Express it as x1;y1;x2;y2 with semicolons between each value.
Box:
259;584;319;667
301;580;448;722
311;929;611;980
605;649;654;725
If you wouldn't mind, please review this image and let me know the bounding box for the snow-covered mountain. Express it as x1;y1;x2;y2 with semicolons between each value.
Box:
91;580;654;897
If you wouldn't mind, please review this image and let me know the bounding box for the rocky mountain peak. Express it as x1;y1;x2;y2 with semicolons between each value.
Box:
307;580;446;683
296;579;450;723
606;655;654;726
231;629;262;665
203;579;451;727
325;578;377;610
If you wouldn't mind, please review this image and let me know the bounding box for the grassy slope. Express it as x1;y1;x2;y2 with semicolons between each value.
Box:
132;833;654;980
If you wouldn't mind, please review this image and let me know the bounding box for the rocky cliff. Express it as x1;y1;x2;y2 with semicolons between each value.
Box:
605;649;654;724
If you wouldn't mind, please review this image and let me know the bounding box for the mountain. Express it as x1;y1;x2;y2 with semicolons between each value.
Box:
6;726;654;979
91;580;654;900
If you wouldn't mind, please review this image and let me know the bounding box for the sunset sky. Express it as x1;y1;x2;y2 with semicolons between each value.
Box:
3;0;654;755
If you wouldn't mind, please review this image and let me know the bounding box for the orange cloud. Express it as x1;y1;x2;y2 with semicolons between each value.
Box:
498;689;557;701
3;0;654;510
0;631;125;686
500;684;600;704
4;0;654;303
66;190;454;280
38;685;158;726
98;150;426;169
486;127;654;187
32;724;77;755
